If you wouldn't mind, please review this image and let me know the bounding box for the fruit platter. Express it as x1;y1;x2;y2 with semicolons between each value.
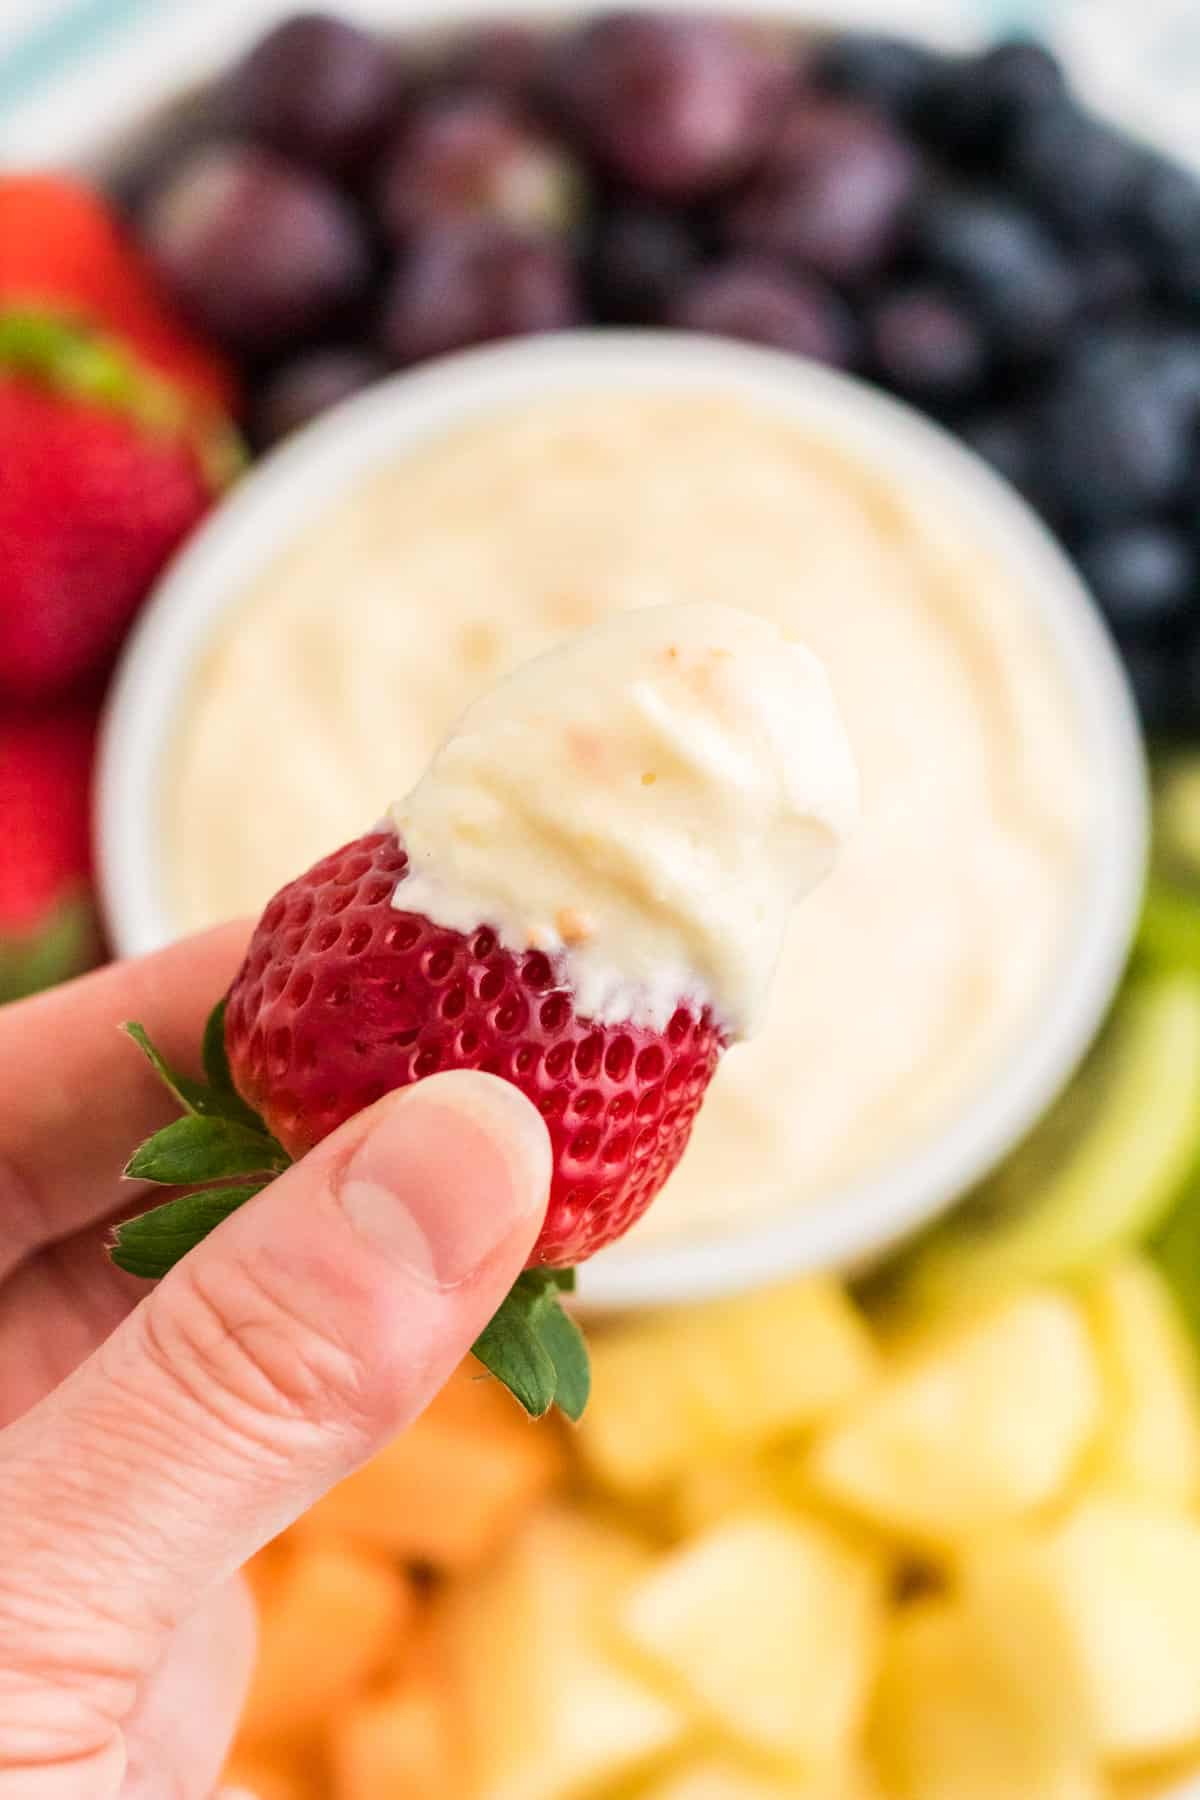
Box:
4;5;1200;1799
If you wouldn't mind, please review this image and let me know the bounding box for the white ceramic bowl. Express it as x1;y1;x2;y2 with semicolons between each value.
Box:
97;329;1148;1310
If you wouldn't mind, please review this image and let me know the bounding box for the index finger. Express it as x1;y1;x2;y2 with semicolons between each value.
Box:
0;922;250;1280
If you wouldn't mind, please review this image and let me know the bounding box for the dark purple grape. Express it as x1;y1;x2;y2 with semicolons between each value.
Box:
961;410;1041;501
588;207;700;322
141;142;370;354
435;23;549;101
1007;102;1146;239
1076;523;1195;638
1038;345;1194;522
912;192;1077;357
376;93;582;243
667;259;857;366
379;225;581;365
724;97;919;283
253;347;386;446
920;39;1066;159
813;32;944;122
223;13;403;176
867;285;988;405
548;13;789;200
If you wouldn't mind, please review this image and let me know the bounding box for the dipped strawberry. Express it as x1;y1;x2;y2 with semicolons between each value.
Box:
112;604;857;1416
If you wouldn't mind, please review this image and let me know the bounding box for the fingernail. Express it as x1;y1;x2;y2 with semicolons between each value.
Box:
337;1070;551;1289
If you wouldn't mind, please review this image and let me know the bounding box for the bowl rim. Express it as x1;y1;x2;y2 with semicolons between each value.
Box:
96;328;1149;1310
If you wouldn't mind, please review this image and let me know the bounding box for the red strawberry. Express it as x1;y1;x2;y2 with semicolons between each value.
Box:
0;705;101;1003
0;312;239;701
0;175;238;416
223;829;726;1269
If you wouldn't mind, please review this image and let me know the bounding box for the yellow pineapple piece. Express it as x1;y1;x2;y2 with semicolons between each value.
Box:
870;1598;1101;1800
327;1654;462;1800
808;1291;1100;1549
965;1497;1200;1764
442;1507;688;1800
1083;1258;1200;1507
581;1281;876;1498
623;1510;882;1772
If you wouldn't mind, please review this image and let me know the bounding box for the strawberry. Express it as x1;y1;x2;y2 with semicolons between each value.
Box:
108;824;728;1420
0;311;240;701
0;175;238;416
224;829;726;1268
0;705;101;1003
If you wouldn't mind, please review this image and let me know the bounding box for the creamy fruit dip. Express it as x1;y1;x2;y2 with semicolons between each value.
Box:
167;387;1088;1242
394;601;858;1038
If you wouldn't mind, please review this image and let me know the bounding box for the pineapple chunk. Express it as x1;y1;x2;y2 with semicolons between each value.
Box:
870;1599;1101;1800
442;1507;688;1800
295;1359;564;1569
808;1292;1100;1548
238;1543;412;1748
666;1456;783;1539
965;1498;1200;1764
220;1755;320;1800
1083;1258;1200;1507
623;1511;882;1771
639;1757;874;1799
581;1281;876;1497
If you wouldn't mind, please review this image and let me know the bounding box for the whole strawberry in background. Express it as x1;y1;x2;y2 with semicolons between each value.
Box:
0;707;100;1004
109;604;858;1418
0;177;241;705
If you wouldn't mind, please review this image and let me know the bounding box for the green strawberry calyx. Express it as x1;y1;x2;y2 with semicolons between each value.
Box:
110;998;590;1422
0;306;245;490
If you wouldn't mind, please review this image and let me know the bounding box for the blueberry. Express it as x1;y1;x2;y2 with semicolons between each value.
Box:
1075;243;1150;314
921;39;1066;160
1136;155;1200;306
961;410;1041;503
667;259;858;367
588;206;699;322
1038;345;1194;522
867;284;988;406
1122;641;1193;738
913;191;1077;357
1007;101;1146;239
812;32;945;122
1076;523;1195;638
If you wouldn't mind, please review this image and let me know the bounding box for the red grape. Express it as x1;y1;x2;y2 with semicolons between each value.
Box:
224;13;404;176
668;259;857;366
253;347;386;446
548;13;790;199
379;225;581;365
725;96;919;282
376;93;582;242
142;142;370;355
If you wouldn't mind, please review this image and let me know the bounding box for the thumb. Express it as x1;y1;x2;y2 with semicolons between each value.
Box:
0;1070;549;1766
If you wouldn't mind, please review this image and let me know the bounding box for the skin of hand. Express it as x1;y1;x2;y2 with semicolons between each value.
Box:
0;924;552;1800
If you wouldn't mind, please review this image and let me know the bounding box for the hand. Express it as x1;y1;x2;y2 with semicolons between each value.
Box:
0;925;551;1799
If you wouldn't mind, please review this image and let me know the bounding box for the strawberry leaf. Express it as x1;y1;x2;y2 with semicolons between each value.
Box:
124;1021;211;1116
111;1184;266;1279
201;998;265;1129
536;1297;590;1422
472;1267;588;1420
126;1114;288;1185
